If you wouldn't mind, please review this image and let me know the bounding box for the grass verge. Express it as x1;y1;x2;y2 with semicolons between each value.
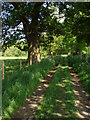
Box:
67;55;90;94
2;56;60;118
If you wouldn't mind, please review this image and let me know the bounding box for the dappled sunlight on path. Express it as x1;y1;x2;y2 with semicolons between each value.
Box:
13;62;59;119
69;66;90;119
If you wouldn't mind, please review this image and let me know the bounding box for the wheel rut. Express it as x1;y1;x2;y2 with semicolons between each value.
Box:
68;63;90;119
13;61;60;120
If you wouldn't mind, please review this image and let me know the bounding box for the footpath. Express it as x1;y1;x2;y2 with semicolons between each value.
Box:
12;58;90;120
69;64;90;119
13;61;60;119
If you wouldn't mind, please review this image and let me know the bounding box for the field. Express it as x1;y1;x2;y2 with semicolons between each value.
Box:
1;55;90;119
0;57;27;60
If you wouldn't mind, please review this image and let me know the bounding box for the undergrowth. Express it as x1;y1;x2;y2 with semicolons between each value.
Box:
2;56;60;118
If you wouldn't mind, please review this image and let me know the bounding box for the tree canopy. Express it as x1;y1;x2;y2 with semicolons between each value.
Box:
2;2;90;62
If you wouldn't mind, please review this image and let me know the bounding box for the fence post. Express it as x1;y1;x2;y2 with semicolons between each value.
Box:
2;60;4;80
30;56;32;65
20;59;22;70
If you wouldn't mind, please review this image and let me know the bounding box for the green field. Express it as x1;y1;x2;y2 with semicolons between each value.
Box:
0;57;27;60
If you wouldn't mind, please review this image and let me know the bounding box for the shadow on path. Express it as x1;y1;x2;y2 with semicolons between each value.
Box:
13;62;60;120
69;66;90;119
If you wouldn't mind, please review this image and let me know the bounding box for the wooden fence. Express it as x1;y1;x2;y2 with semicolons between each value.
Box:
2;59;22;80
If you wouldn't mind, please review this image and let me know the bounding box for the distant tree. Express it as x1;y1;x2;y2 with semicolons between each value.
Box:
4;46;27;57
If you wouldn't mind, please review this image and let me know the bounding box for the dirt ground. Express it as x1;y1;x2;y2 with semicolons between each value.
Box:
12;60;90;120
69;66;90;119
13;62;60;120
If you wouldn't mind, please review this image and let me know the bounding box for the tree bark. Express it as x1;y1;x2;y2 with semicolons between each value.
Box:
27;50;32;65
36;44;41;62
27;40;41;64
32;42;41;63
27;41;33;65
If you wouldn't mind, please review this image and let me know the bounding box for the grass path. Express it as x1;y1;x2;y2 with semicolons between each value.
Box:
35;57;77;119
4;57;90;119
13;60;60;119
68;62;90;119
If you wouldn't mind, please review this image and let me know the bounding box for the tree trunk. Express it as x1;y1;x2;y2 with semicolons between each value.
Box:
28;50;30;63
36;44;41;62
27;41;41;64
27;50;32;65
30;53;32;65
32;46;37;63
32;43;41;63
27;41;33;65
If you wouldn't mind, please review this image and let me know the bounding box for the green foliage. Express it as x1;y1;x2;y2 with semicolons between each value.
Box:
2;2;62;60
3;46;27;57
2;2;89;58
2;56;60;118
52;35;68;55
35;56;77;119
40;34;74;56
64;2;90;51
68;55;90;94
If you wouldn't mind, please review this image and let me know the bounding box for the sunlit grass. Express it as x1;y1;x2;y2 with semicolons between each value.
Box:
35;56;77;119
0;116;2;120
0;57;27;60
2;56;61;118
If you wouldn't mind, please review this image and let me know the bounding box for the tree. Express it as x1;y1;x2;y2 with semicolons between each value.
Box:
63;2;90;54
2;2;54;64
2;2;70;63
3;46;27;57
3;2;89;60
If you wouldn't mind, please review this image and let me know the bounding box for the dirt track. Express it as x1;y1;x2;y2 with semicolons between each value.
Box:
69;66;90;119
13;62;60;120
12;60;90;120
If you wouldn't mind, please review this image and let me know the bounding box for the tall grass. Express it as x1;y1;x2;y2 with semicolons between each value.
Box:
68;55;90;94
35;56;77;119
2;56;60;118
